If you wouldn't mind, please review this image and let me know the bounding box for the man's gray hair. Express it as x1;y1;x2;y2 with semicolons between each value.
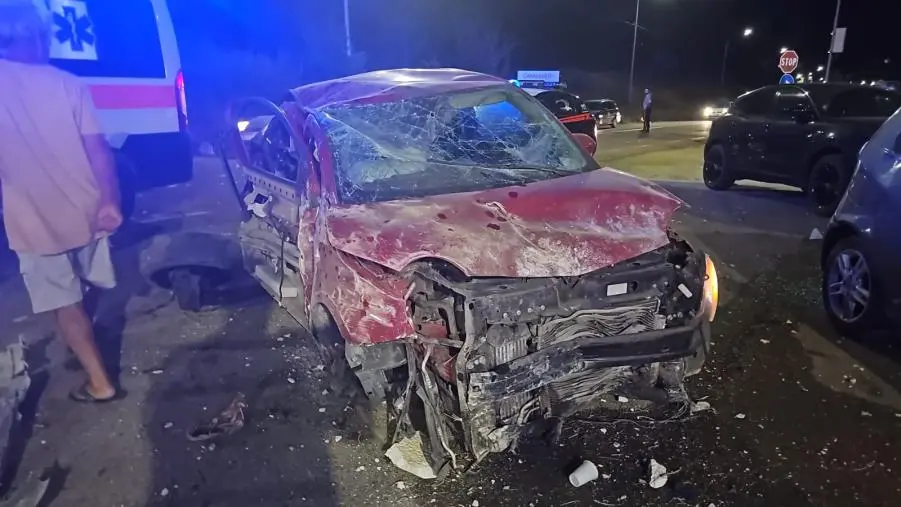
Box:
0;0;51;57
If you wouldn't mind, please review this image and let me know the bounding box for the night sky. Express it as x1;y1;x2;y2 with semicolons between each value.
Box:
190;0;900;89
498;0;899;86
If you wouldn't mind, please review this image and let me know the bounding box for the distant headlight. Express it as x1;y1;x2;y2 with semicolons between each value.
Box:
702;107;713;118
237;120;250;132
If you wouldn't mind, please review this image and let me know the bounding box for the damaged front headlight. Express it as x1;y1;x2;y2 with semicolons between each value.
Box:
702;254;719;322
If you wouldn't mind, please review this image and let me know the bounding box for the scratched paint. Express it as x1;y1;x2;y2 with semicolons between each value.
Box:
326;169;681;278
258;70;684;346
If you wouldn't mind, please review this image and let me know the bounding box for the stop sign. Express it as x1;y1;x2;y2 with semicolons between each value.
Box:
779;50;799;74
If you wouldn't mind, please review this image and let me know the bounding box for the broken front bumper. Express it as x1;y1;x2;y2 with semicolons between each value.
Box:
407;242;717;467
468;316;711;402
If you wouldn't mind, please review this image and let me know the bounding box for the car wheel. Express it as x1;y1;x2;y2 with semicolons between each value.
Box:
822;237;883;337
169;269;203;312
702;144;734;190
808;154;848;217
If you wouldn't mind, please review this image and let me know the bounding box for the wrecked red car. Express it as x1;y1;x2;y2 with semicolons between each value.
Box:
223;68;719;475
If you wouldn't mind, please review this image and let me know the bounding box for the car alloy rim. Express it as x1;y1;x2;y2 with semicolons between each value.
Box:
812;163;841;208
704;151;723;182
826;248;871;323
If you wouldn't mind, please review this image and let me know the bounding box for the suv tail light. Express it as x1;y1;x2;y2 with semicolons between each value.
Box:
176;69;188;131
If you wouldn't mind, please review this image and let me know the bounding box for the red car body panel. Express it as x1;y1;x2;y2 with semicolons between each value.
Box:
271;70;682;346
326;169;682;278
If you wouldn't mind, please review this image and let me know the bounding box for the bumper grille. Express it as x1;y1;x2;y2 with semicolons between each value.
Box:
537;298;660;349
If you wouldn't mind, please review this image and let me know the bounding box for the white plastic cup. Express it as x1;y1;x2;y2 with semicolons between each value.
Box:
568;460;599;487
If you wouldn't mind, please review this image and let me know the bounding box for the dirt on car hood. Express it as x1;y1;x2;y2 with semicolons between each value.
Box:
326;168;683;278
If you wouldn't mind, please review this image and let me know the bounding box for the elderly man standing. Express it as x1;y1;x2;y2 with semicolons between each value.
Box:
0;1;122;402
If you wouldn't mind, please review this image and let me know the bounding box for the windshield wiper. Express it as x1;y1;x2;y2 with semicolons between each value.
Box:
426;158;575;180
503;164;574;177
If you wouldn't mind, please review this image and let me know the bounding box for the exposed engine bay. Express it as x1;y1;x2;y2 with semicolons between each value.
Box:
397;232;715;472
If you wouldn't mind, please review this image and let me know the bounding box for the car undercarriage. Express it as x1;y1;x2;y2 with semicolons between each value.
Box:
390;232;714;473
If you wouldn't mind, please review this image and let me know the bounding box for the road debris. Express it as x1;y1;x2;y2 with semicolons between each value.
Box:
0;339;30;469
395;481;407;490
617;396;629;403
186;392;247;442
648;459;669;489
735;413;746;419
568;460;599;487
385;432;437;479
690;400;712;414
0;471;49;507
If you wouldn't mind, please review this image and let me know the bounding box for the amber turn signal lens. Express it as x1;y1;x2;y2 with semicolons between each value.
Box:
703;254;719;322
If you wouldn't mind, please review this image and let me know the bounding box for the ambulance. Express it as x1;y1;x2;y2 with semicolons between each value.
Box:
47;0;192;216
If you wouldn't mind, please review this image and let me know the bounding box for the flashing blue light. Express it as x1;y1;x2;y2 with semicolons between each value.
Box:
509;79;522;87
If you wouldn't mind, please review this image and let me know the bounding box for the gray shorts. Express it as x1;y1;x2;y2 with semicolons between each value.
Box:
17;238;116;314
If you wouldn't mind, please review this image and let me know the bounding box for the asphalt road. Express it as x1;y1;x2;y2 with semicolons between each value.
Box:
1;157;899;506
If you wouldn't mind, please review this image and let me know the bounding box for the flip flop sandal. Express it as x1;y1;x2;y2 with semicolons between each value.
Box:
69;384;125;403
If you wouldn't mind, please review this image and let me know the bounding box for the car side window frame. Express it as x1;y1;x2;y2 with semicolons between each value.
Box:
772;87;819;123
731;88;776;120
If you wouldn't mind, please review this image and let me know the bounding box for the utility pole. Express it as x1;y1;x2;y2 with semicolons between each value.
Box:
627;0;641;103
343;0;353;57
824;0;842;82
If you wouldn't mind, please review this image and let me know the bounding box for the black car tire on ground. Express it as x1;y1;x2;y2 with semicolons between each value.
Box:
169;269;203;312
822;236;883;337
808;154;849;217
702;144;734;190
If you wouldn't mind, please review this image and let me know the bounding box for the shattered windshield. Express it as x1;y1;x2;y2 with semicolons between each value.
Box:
318;87;595;203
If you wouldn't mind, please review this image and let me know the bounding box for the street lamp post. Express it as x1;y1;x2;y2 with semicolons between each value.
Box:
824;0;842;82
627;0;641;103
343;0;353;57
721;27;753;87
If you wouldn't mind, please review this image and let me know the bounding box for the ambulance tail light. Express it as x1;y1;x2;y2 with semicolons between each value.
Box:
176;69;188;131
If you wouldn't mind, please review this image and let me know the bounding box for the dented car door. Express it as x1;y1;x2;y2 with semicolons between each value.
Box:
232;99;311;324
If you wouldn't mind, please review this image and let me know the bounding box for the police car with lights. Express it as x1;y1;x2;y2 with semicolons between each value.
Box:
510;70;597;141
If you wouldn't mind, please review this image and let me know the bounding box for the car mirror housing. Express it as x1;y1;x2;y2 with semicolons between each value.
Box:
572;133;597;156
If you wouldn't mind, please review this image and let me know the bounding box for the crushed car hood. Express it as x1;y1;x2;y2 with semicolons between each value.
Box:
326;168;683;278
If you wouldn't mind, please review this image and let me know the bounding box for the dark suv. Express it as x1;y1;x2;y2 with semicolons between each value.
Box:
585;99;622;128
702;84;901;216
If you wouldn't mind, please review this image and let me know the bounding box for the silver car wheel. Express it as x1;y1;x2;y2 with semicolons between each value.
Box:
826;249;871;323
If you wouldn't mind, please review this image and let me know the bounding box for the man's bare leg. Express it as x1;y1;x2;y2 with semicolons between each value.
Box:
55;302;116;399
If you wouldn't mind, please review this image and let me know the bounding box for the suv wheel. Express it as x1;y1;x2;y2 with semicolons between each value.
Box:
702;144;734;190
822;237;882;337
808;154;848;217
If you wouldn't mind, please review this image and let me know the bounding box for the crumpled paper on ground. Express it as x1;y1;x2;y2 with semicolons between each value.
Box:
385;431;436;479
